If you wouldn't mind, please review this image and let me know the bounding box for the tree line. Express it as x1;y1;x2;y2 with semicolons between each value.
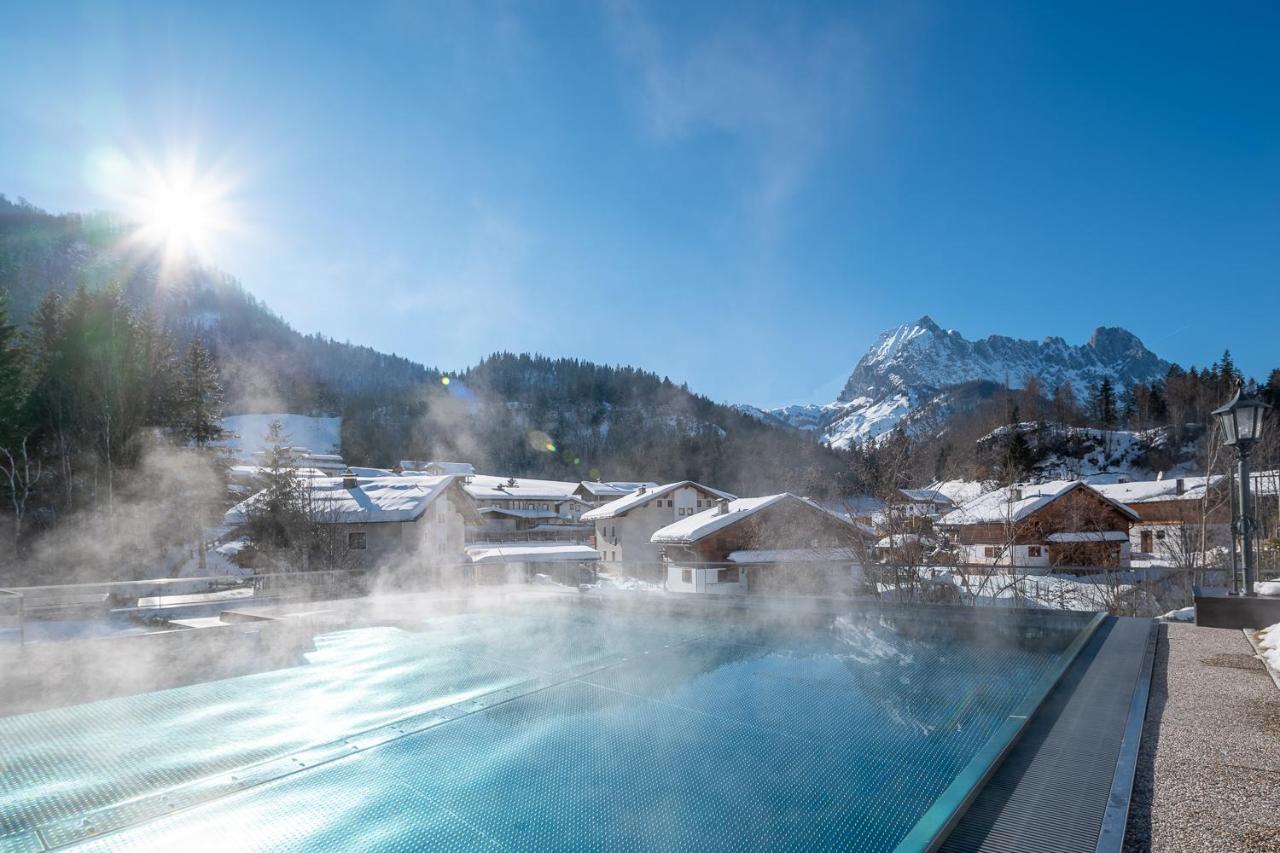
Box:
0;285;227;581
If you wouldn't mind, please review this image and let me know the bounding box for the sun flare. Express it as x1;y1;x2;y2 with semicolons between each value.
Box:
105;150;239;269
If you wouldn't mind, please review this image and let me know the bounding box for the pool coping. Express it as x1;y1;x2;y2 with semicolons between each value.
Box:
892;610;1108;853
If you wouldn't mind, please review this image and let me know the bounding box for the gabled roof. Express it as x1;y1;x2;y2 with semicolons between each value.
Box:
575;481;659;498
650;493;870;545
225;474;464;526
896;487;954;506
463;474;582;501
938;480;1140;526
580;480;736;521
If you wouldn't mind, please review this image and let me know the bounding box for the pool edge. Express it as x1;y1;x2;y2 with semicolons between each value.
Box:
892;610;1108;853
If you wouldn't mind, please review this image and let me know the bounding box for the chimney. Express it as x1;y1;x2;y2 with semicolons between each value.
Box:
1175;478;1185;496
716;498;731;516
342;467;357;490
1010;487;1023;502
637;485;646;494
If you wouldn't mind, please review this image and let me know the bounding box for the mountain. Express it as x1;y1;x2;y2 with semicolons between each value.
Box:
751;316;1173;448
0;195;435;412
0;195;848;495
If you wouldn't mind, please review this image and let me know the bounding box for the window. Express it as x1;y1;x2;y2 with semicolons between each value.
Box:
717;568;738;583
1140;531;1153;552
697;500;703;508
983;546;998;558
1027;545;1042;558
681;569;693;584
348;532;367;550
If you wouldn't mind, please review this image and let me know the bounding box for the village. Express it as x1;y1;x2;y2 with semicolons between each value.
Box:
197;426;1280;619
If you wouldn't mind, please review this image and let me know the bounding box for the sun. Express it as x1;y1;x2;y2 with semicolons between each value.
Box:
136;167;227;260
102;149;239;270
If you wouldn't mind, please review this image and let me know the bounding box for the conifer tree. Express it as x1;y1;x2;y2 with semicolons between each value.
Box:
180;341;226;447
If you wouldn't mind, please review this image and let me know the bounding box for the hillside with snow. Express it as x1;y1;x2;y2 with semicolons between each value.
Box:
216;414;343;459
750;317;1173;448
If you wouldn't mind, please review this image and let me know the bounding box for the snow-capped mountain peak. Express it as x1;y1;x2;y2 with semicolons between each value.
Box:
751;319;1172;449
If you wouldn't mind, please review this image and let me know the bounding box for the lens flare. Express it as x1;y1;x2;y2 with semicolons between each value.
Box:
441;376;451;386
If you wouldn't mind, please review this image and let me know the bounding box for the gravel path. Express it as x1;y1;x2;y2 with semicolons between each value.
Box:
1125;622;1280;852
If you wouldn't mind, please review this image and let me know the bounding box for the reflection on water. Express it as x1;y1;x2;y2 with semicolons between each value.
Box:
0;599;1088;851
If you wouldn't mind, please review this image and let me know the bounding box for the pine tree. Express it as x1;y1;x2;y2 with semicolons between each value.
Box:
1090;377;1117;429
243;420;308;568
180;341;226;447
999;405;1036;482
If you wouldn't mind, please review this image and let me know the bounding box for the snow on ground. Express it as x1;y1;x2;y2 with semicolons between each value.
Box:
593;573;664;592
1256;581;1280;597
1159;606;1196;622
1259;622;1280;672
216;414;342;459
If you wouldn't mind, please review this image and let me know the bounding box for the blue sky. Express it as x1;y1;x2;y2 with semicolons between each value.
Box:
1;1;1277;407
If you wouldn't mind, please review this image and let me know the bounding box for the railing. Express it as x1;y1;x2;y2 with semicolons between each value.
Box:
0;588;23;645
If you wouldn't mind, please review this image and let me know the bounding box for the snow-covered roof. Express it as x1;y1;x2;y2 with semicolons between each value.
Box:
399;460;476;475
224;474;457;525
1092;476;1221;504
874;533;935;549
726;547;862;564
927;479;991;505
938;480;1140;526
581;481;737;521
466;544;601;564
895;488;954;506
650;493;866;545
464;475;582;501
576;481;659;498
1045;531;1129;543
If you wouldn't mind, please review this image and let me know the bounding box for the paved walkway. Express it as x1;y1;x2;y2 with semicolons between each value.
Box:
1126;622;1280;852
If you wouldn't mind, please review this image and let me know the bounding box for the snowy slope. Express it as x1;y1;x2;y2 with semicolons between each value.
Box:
751;317;1172;448
216;414;343;458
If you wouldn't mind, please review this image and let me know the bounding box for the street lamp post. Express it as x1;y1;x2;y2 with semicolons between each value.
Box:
1212;383;1272;596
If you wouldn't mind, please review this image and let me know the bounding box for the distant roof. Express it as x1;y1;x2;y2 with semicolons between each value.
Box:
896;488;954;505
927;480;991;505
399;460;476;475
1092;476;1220;504
225;474;457;525
466;544;601;564
464;474;582;501
939;480;1140;525
576;481;659;498
580;481;736;521
650;493;868;545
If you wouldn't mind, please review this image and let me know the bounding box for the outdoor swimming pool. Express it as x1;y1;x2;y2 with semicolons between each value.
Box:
0;597;1100;851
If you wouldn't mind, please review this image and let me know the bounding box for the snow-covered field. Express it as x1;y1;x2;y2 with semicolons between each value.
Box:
216;414;342;458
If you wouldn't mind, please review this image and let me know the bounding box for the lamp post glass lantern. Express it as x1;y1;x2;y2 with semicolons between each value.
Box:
1213;385;1271;596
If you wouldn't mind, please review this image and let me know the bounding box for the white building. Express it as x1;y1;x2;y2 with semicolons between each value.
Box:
463;475;592;544
649;493;871;595
224;473;477;578
581;481;736;567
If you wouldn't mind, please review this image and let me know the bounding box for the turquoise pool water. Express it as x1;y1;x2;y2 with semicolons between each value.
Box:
0;599;1096;851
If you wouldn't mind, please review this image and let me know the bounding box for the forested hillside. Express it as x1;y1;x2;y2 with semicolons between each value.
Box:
0;195;433;412
342;353;849;495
